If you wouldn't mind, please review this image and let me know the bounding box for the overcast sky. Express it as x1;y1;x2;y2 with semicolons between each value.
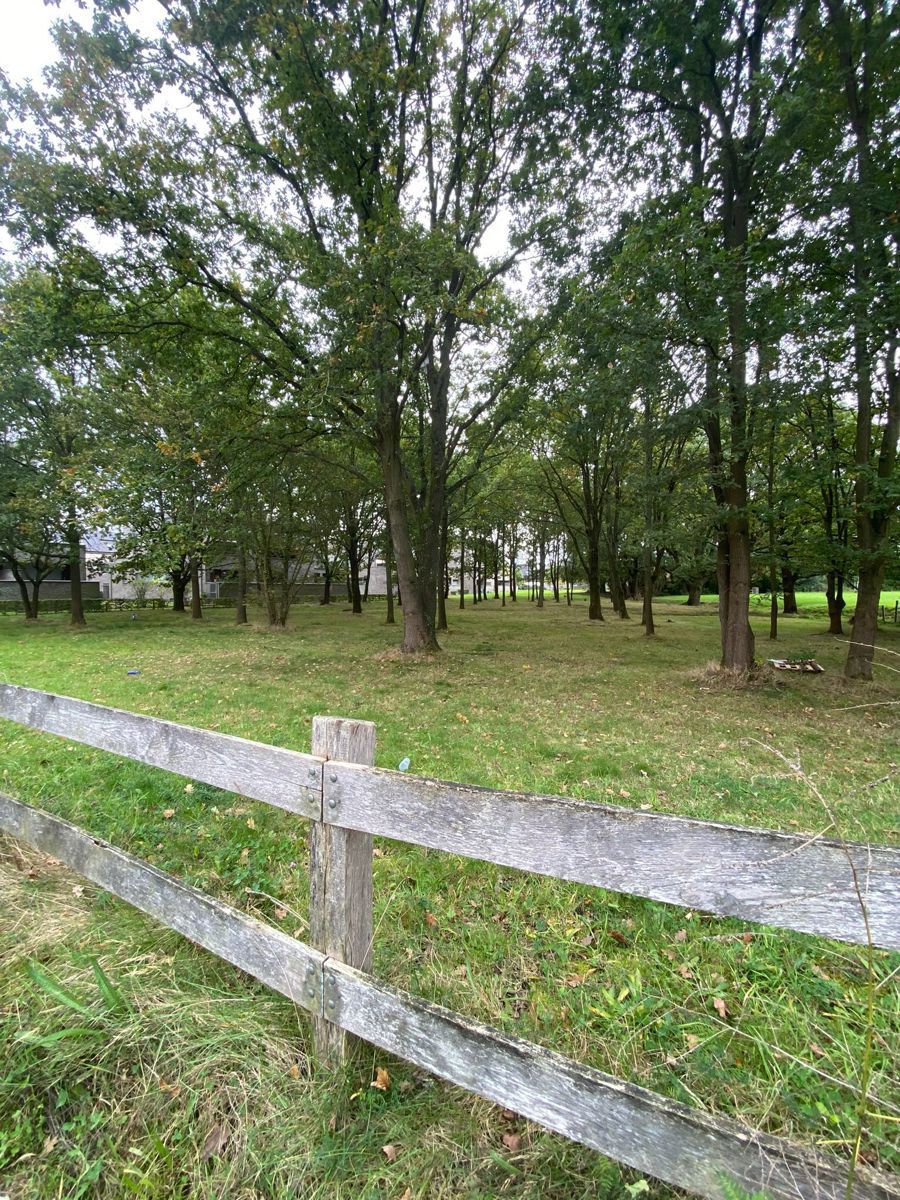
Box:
2;1;80;83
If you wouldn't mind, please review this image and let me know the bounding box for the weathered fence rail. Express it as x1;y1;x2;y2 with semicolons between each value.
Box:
1;683;898;1200
2;684;897;950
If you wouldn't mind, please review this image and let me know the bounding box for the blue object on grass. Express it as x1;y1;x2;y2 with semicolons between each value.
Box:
398;757;411;773
127;669;140;675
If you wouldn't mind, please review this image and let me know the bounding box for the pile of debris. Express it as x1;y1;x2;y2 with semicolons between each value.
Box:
766;658;825;673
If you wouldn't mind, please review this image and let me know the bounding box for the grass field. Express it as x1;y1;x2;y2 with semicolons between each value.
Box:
1;596;898;1199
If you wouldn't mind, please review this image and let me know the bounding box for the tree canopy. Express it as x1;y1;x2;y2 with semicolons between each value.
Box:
1;0;897;674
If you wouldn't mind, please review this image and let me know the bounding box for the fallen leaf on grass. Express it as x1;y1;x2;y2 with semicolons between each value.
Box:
162;809;175;820
399;1190;412;1200
274;907;287;920
712;997;729;1019
371;1066;391;1092
246;817;256;830
501;1133;522;1152
159;1079;181;1097
288;1063;300;1080
425;912;438;928
608;929;628;946
809;1042;825;1058
200;1122;226;1161
674;929;687;943
455;713;469;724
71;885;84;897
382;1144;398;1163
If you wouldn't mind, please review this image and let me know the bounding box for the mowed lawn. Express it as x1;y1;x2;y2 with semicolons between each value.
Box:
1;597;898;1199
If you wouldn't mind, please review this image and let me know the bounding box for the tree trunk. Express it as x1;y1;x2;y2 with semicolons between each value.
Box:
437;512;448;633
606;543;628;619
347;542;363;615
501;531;506;607
781;566;798;615
67;518;86;627
550;544;560;602
685;581;703;606
846;567;883;680
767;396;778;641
509;537;517;601
190;557;203;619
11;569;36;620
641;392;655;636
384;530;395;625
235;542;248;624
826;570;845;635
641;554;655;635
262;555;278;626
720;519;755;671
458;527;466;609
172;572;187;613
586;540;604;621
537;537;546;609
379;433;440;653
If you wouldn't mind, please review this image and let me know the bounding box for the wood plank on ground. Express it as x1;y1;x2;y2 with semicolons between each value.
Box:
0;683;322;819
325;765;900;948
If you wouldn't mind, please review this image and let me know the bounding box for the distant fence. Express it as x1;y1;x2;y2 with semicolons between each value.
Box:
0;597;234;616
0;683;898;1200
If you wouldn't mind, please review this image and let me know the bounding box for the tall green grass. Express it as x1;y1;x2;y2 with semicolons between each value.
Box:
1;598;897;1197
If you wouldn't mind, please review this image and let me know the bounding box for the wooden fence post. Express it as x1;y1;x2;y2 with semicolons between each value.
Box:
309;715;376;1066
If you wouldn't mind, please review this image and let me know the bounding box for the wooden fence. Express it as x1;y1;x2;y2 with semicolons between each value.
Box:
0;682;898;1200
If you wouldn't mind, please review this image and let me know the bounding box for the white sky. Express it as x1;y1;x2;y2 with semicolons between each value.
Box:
1;0;87;83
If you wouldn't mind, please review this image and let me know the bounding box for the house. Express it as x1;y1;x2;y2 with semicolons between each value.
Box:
0;543;101;602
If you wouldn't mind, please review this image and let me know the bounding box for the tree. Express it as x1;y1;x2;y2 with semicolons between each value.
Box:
0;442;68;620
560;0;813;669
3;0;556;653
97;310;241;618
802;0;899;678
0;265;104;626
